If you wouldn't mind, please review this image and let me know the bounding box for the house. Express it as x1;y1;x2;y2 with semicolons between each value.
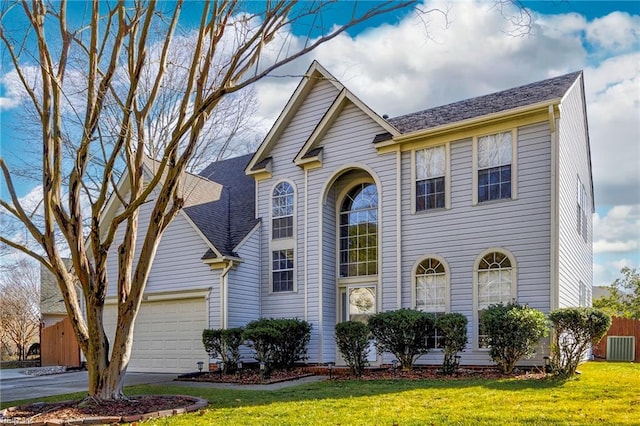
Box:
103;61;593;372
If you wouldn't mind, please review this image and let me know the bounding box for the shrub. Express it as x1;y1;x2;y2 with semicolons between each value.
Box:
481;303;548;374
202;327;244;373
435;313;468;375
368;308;435;370
243;318;312;372
335;321;371;377
548;307;611;377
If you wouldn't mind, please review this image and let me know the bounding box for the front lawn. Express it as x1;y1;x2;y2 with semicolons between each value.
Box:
3;362;639;425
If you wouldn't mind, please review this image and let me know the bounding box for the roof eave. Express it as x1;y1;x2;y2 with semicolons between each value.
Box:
392;98;562;145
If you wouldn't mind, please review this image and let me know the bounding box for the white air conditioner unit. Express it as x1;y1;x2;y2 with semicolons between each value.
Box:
606;336;635;361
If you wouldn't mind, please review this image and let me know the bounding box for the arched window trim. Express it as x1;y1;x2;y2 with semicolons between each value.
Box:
337;180;379;279
472;248;518;350
269;179;297;293
411;254;451;313
271;180;296;240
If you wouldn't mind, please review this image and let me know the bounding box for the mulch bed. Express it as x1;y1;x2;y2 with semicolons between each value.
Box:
1;395;207;425
176;368;315;385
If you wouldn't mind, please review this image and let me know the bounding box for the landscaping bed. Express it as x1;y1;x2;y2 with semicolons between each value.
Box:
1;395;207;425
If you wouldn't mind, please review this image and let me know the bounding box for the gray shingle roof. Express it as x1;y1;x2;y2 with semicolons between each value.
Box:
388;71;582;134
183;153;258;259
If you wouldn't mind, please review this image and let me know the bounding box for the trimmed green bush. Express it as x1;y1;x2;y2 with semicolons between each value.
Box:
202;327;244;373
243;318;312;372
335;321;371;377
435;313;468;374
481;302;548;374
548;307;611;377
368;308;435;370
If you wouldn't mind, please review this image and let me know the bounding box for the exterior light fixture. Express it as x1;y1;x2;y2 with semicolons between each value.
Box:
260;361;266;381
237;361;243;377
197;361;204;372
328;361;335;379
543;356;552;373
391;359;398;374
216;360;223;377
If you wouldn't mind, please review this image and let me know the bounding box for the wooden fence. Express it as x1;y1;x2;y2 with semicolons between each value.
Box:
41;317;81;367
592;317;640;362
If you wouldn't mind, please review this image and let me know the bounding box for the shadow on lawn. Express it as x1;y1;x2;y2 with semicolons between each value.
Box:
126;373;570;410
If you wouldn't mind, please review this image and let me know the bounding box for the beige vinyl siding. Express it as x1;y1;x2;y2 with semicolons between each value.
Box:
400;121;552;366
259;79;340;324
105;204;216;298
557;77;593;308
227;226;261;328
305;102;398;363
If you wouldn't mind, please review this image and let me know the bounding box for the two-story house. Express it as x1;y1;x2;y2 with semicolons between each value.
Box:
103;61;593;372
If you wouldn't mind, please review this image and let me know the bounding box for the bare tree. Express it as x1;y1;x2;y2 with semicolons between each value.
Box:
0;259;40;361
0;0;417;399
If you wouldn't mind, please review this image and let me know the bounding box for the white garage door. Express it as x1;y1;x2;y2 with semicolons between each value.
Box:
104;297;208;373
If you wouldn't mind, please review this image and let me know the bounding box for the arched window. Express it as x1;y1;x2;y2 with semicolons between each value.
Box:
272;182;294;239
476;250;516;348
415;257;449;349
339;183;378;277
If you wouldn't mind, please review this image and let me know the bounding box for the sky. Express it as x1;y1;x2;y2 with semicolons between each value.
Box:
0;0;639;288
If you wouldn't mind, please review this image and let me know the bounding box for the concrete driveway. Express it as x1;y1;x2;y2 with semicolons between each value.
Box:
0;369;176;403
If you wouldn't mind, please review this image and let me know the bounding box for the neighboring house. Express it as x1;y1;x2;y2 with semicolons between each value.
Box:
103;61;593;373
40;261;71;328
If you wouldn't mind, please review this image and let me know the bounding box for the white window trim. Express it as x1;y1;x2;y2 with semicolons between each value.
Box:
269;179;297;293
472;248;518;350
411;254;451;313
335;177;379;281
472;129;518;206
269;248;296;294
411;143;451;214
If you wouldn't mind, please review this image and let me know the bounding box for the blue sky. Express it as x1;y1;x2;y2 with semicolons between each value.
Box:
1;0;639;287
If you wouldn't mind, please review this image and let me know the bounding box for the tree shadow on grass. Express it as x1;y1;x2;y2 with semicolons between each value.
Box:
125;372;571;411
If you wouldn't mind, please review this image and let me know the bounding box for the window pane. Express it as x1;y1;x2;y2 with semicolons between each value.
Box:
272;182;294;239
340;183;378;277
349;287;376;324
478;165;511;202
478;132;511;168
272;249;294;292
416;146;446;180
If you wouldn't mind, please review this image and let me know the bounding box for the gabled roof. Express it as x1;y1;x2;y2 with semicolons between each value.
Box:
245;61;344;175
388;71;582;134
142;156;223;207
185;153;258;259
294;87;400;165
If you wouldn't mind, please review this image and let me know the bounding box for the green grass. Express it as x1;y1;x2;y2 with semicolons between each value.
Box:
3;362;639;425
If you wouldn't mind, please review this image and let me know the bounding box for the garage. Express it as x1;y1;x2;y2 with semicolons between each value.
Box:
103;295;209;373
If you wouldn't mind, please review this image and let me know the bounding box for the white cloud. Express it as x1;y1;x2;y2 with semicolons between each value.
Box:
586;11;640;53
593;205;640;254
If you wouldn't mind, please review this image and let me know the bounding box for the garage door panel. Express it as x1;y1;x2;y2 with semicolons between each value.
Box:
103;297;208;373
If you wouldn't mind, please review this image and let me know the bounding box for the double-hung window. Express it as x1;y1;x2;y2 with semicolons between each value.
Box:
576;177;588;242
271;181;295;292
415;257;448;349
272;249;294;292
476;131;515;203
415;146;447;211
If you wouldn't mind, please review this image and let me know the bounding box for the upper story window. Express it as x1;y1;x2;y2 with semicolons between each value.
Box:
415;257;449;349
272;181;294;239
415;146;446;211
576;177;588;242
272;249;294;292
476;250;516;348
475;131;516;203
339;183;378;278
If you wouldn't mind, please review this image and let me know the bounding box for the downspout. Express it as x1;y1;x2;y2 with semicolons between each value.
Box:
396;146;402;309
304;169;309;322
549;104;560;312
220;261;233;329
